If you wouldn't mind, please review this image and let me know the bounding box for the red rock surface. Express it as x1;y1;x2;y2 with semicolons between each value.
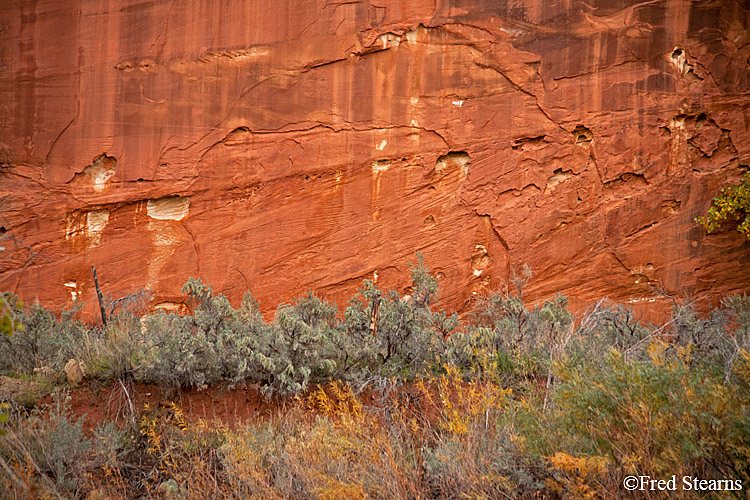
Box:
1;0;749;321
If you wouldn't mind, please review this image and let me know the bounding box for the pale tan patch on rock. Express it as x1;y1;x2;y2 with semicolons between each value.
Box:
154;301;183;312
372;159;391;173
147;196;190;221
64;281;79;301
71;154;117;191
86;209;109;246
65;209;110;248
435;152;470;181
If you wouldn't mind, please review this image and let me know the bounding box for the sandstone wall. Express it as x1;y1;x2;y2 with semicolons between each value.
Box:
1;0;749;319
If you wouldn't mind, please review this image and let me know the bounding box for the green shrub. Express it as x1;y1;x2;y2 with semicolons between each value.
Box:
724;293;750;336
339;279;386;380
0;293;23;339
569;299;652;365
696;170;750;239
140;278;256;389
547;345;750;488
0;389;92;496
664;295;750;381
341;256;451;383
140;310;220;389
0;256;456;395
0;298;87;375
92;420;133;469
254;293;342;396
447;268;572;387
85;311;146;383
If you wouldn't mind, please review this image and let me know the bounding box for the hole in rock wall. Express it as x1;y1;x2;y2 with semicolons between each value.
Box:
572;125;593;144
70;153;117;190
545;168;573;193
435;151;470;178
669;47;694;75
511;135;546;150
660;199;681;215
372;159;391;173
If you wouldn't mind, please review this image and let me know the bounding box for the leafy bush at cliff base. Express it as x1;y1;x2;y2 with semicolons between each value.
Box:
136;255;456;394
667;299;750;380
340;259;454;383
255;254;456;395
0;293;23;339
3;273;750;498
140;278;259;389
0;295;87;375
503;295;750;497
253;293;342;396
446;267;572;386
564;299;653;367
697;170;750;239
83;291;151;382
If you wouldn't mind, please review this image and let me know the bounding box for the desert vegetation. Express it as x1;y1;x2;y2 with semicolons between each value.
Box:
697;170;750;240
0;259;748;499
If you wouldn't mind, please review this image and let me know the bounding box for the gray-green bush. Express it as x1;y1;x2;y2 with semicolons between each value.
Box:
0;389;91;497
0;295;87;375
137;255;455;395
446;268;572;387
139;278;258;389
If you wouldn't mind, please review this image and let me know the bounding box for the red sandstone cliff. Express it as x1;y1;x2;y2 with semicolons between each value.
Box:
1;0;749;319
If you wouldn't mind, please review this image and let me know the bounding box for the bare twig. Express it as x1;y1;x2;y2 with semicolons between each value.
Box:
91;265;107;326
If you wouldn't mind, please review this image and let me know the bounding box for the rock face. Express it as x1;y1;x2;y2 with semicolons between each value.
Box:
1;0;749;320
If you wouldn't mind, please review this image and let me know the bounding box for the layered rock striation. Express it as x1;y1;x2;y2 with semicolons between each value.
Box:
1;0;749;319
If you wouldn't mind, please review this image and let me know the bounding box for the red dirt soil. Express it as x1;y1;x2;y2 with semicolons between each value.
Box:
39;378;447;433
41;380;277;432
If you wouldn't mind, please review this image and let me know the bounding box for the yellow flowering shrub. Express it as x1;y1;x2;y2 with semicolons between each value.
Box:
697;171;750;239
